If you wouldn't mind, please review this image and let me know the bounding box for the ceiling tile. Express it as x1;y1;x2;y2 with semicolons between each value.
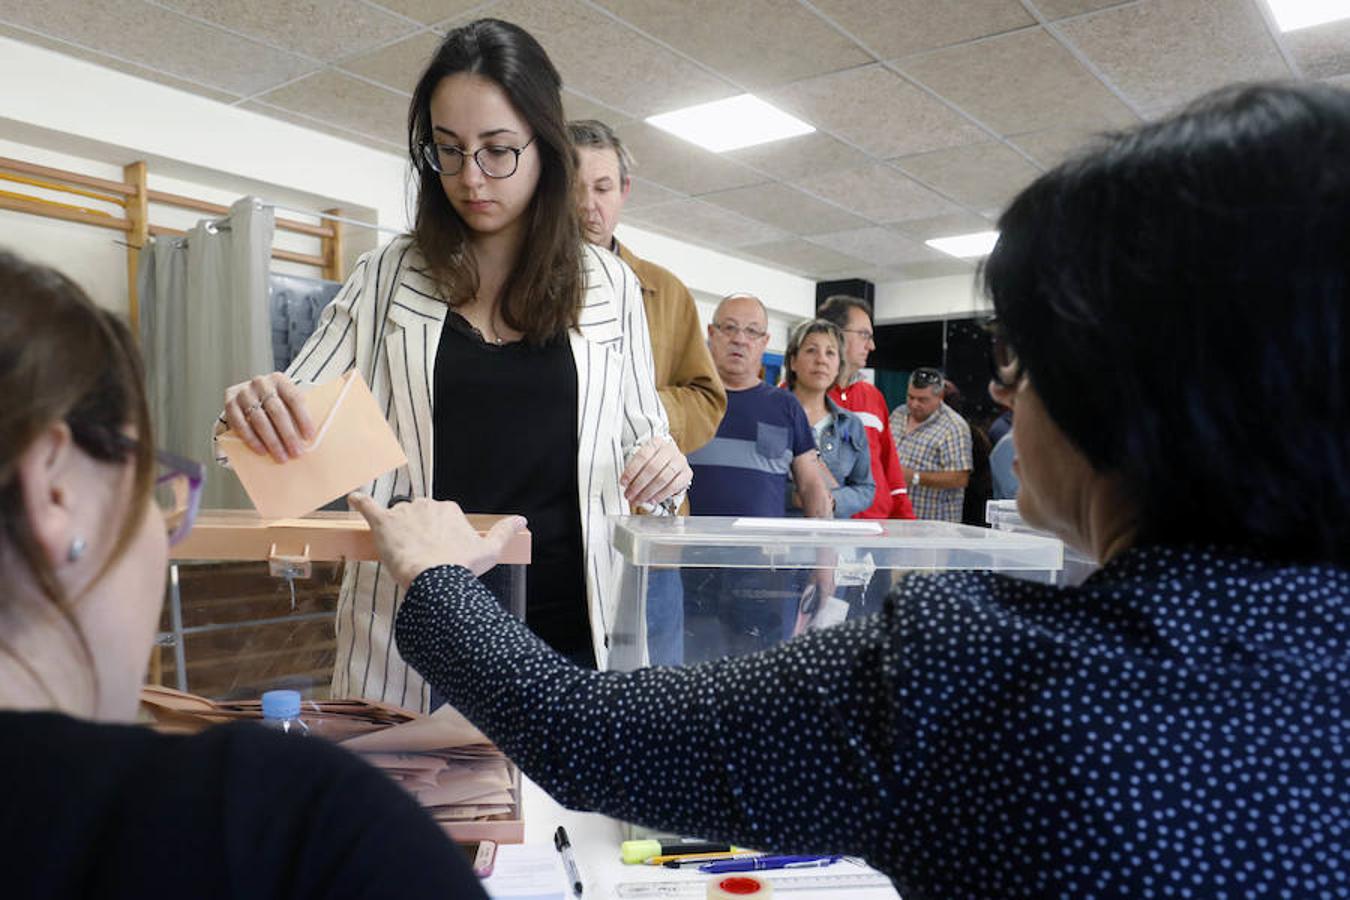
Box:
593;0;872;89
0;0;318;95
794;162;962;223
238;99;406;153
896;27;1139;135
622;198;790;248
1056;0;1290;116
893;142;1041;211
616;122;768;195
1008;124;1111;168
895;258;978;280
811;0;1034;58
807;226;943;267
373;0;488;26
486;0;737;117
889;212;998;242
1284;19;1350;80
767;64;987;158
724;132;872;182
562;89;631;128
702;182;870;235
340;30;442;94
154;0;417;63
738;238;870;278
624;176;683;210
254;70;409;144
1033;0;1136;19
0;22;243;103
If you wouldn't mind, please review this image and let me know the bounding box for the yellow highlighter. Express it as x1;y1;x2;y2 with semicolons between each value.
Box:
648;850;760;867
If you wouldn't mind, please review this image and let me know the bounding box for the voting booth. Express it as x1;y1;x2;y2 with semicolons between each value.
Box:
605;516;1067;672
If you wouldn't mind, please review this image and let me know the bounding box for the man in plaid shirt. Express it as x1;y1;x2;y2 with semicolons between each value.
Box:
891;368;973;522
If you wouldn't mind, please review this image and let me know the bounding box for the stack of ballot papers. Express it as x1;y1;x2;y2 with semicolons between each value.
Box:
140;686;519;832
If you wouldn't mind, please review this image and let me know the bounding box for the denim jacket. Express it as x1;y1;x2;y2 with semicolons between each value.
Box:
788;396;876;518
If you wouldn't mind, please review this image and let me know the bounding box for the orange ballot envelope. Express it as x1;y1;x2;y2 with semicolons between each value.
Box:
218;370;407;519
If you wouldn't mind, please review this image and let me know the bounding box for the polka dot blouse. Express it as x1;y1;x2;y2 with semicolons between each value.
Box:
395;545;1348;899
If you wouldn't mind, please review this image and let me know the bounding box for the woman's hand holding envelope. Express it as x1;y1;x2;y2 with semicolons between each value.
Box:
348;492;526;589
222;371;316;463
620;435;692;507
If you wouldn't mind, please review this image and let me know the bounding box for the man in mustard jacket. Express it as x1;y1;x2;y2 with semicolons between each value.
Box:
571;120;726;665
570;120;726;454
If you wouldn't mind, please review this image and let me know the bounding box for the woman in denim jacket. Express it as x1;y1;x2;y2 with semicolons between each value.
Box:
784;319;874;518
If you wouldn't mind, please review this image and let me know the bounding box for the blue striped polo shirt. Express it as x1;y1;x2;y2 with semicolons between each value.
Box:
687;382;815;517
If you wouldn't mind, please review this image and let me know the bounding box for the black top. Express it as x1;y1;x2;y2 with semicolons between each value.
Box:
394;547;1349;899
433;314;590;665
0;711;484;899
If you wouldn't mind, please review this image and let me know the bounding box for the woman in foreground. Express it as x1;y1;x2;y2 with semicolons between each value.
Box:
354;82;1349;898
0;252;485;899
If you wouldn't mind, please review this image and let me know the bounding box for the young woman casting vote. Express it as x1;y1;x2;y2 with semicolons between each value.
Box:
218;19;689;706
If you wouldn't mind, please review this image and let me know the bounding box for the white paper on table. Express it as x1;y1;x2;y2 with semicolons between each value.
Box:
481;843;567;899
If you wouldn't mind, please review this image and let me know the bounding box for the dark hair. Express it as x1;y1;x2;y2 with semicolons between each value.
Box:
982;82;1350;564
816;295;872;328
0;250;156;698
408;18;582;345
784;319;844;389
568;119;634;185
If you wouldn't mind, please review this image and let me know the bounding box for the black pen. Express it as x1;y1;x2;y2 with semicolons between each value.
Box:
554;826;583;896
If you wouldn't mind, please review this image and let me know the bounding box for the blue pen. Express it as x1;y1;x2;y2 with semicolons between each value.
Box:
699;854;842;874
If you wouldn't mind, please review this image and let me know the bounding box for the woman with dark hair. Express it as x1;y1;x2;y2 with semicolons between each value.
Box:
219;19;689;702
345;81;1349;896
783;318;874;518
0;251;487;898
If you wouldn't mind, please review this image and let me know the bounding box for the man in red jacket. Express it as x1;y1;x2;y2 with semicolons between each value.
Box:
818;296;916;520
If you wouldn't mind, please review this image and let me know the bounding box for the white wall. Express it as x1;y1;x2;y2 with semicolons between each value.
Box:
872;272;993;325
0;37;400;314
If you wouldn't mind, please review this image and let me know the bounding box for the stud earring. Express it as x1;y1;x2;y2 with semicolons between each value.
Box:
67;537;86;563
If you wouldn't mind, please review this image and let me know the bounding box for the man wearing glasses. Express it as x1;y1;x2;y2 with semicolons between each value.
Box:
688;294;831;519
683;294;832;659
892;368;974;522
817;296;916;520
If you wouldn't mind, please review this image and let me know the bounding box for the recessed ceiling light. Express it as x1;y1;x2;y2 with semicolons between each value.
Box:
925;230;999;259
1265;0;1350;31
645;94;814;153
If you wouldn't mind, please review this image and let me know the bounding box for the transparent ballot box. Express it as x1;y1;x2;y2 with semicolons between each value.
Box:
605;516;1066;672
985;500;1099;587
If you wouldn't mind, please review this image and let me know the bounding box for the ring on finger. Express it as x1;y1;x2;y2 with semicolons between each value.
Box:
247;401;266;416
260;391;279;405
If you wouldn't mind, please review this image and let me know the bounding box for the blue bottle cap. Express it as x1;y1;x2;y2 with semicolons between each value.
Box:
261;689;302;720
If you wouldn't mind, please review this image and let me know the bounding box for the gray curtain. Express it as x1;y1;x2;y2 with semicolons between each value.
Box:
139;196;275;509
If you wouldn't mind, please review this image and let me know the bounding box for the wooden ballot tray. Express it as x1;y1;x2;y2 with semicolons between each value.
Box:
170;509;532;568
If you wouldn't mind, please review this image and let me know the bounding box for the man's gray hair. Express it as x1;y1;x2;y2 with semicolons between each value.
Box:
568;119;634;185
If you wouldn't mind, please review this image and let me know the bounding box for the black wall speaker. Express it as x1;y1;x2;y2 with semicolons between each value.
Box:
815;279;874;316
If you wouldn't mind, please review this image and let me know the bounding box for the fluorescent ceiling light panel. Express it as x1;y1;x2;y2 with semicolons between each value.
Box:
1265;0;1350;31
926;230;1000;259
645;94;814;152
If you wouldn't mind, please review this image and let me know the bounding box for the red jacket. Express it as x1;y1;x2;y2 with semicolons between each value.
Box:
829;381;916;519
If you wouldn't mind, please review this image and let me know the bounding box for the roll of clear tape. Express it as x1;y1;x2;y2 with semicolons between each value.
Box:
707;874;773;898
